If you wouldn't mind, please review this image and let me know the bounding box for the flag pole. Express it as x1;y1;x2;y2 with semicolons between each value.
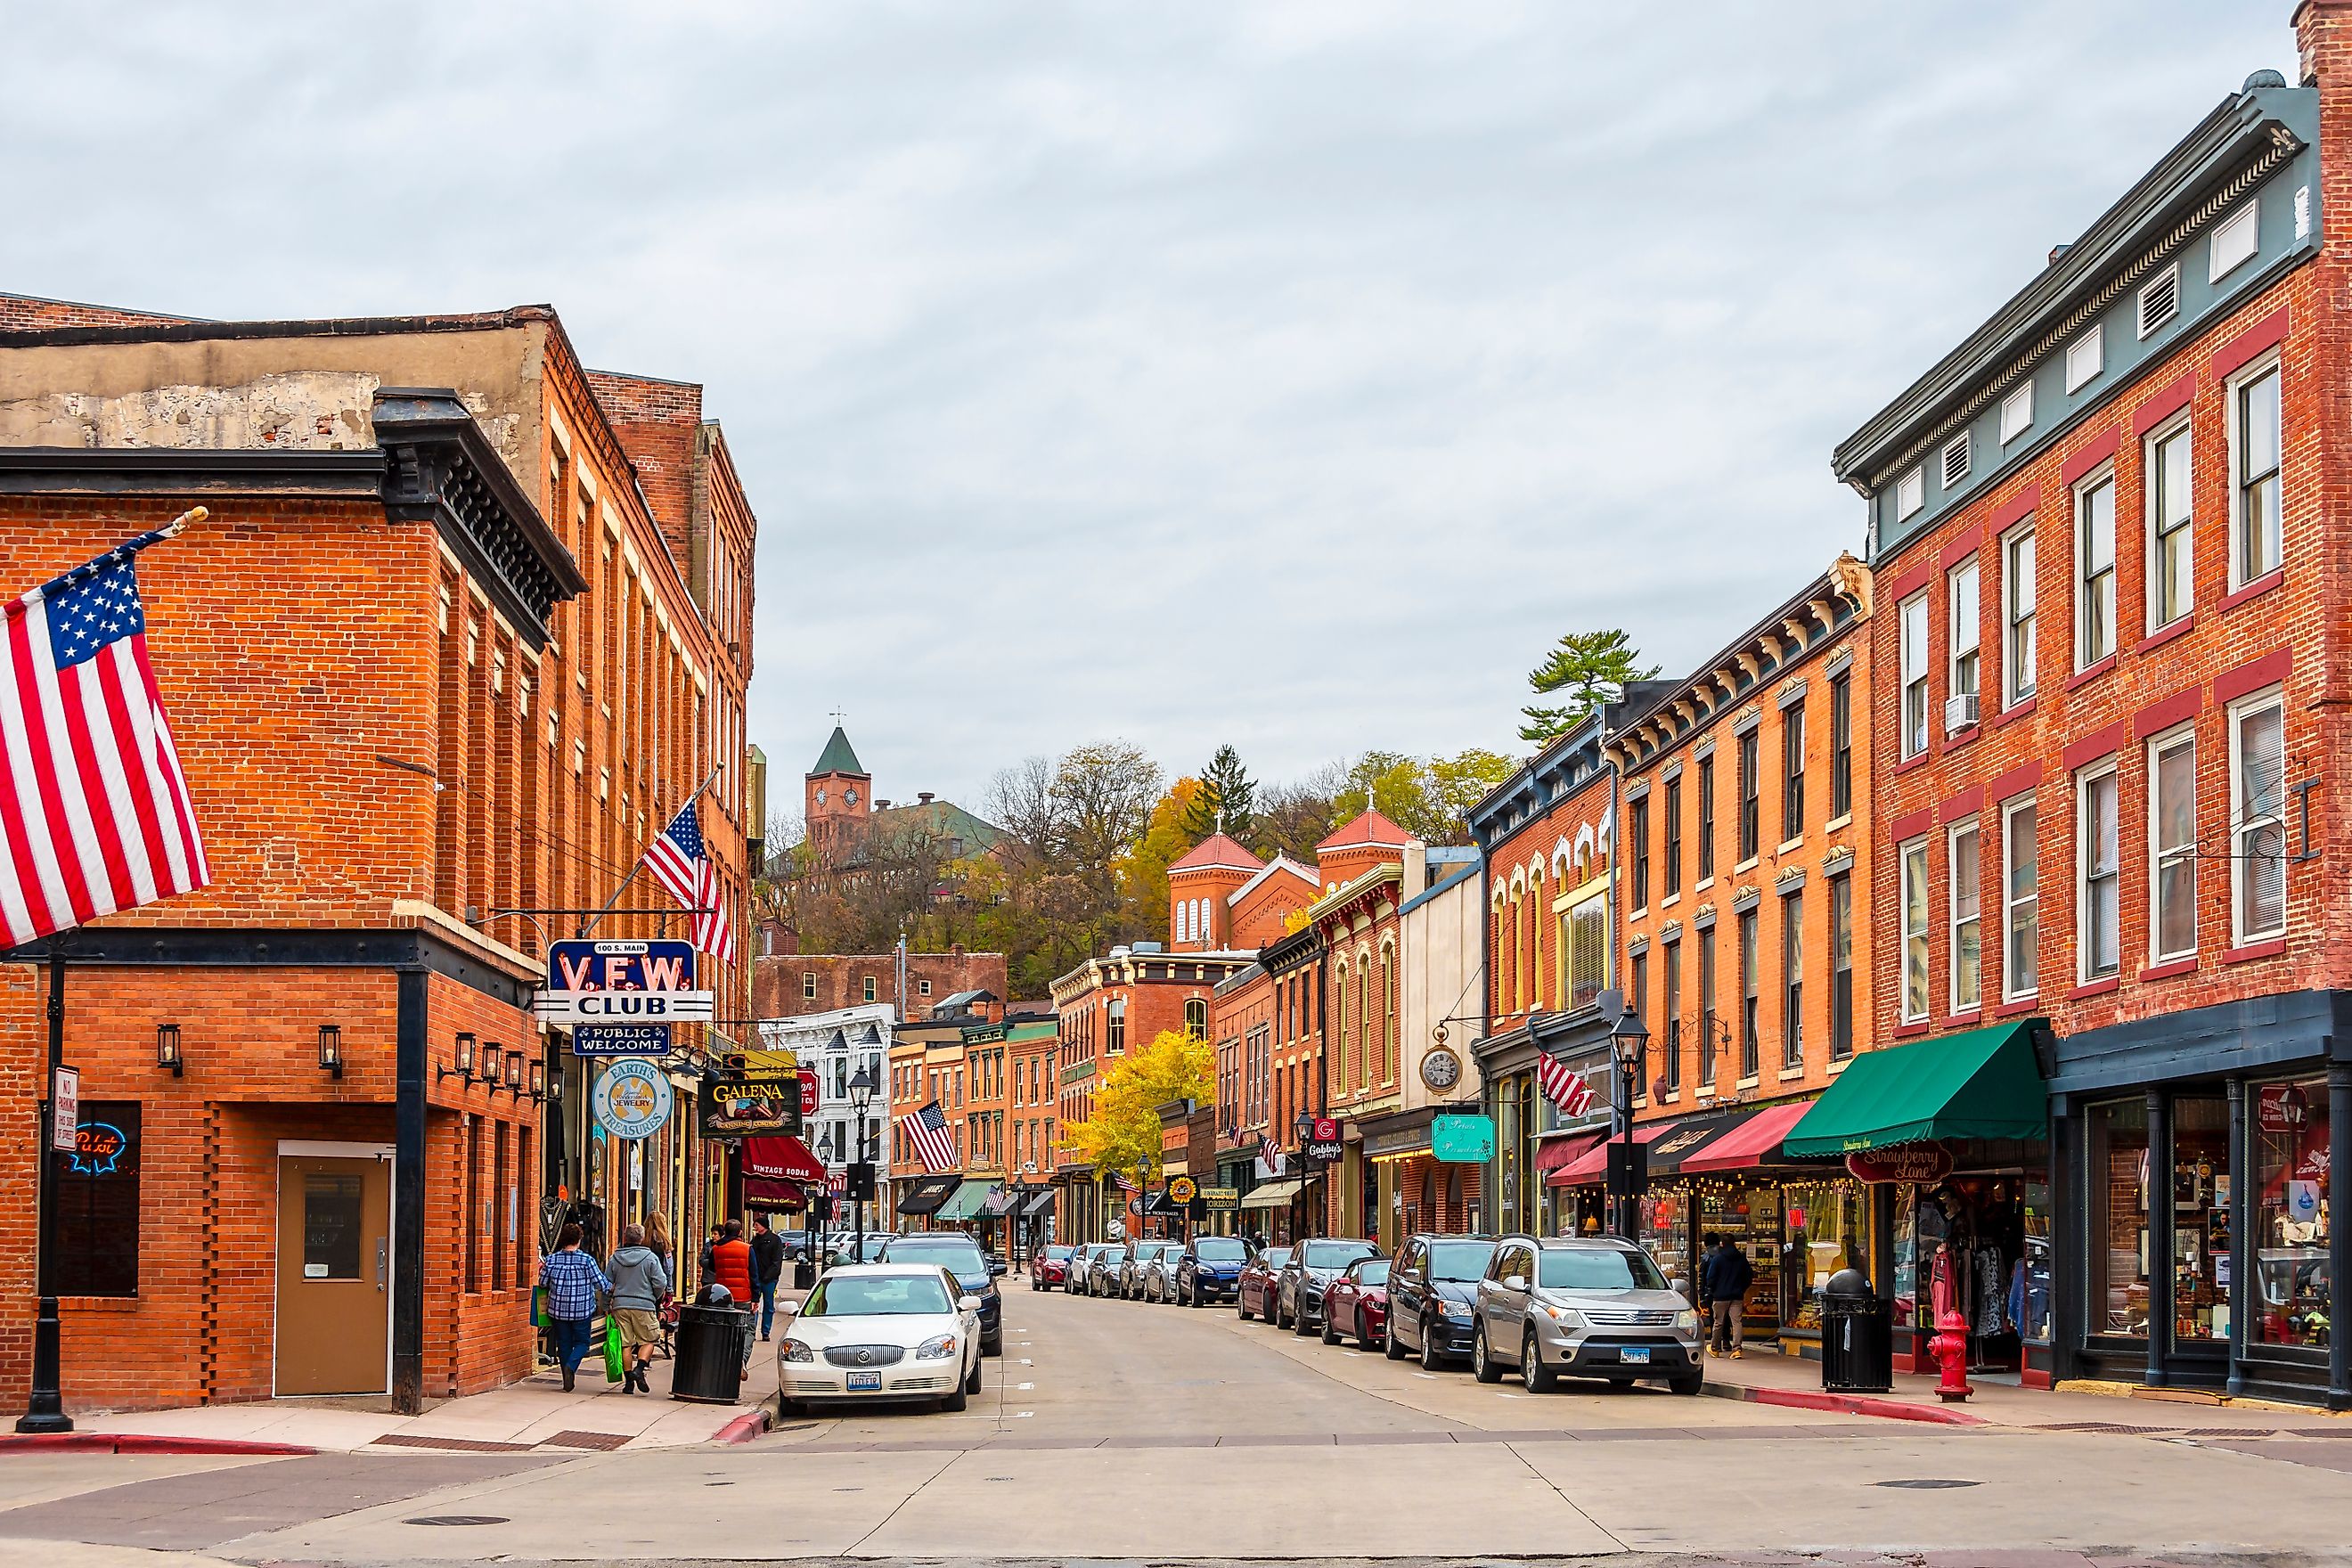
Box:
579;766;723;940
158;505;208;539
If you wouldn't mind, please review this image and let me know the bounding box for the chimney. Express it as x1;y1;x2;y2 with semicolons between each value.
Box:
1403;841;1429;898
874;798;888;811
918;791;935;804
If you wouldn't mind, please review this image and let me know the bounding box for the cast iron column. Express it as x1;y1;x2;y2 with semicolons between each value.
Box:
2329;1061;2351;1411
2225;1077;2248;1398
15;950;71;1433
2143;1088;2170;1390
392;965;429;1415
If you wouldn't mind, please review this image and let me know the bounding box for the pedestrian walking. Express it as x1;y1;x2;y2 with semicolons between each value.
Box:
645;1211;679;1356
537;1222;611;1392
699;1222;723;1284
748;1214;786;1341
1701;1232;1754;1359
710;1218;756;1304
605;1223;671;1393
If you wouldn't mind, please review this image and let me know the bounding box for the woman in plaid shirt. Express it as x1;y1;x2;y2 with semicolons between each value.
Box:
538;1222;611;1392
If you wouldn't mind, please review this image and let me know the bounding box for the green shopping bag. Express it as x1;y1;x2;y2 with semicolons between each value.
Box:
602;1314;625;1384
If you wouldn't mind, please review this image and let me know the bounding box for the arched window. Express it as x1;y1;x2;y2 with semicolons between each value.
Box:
1492;902;1510;1014
1381;943;1398;1082
1355;952;1371;1090
1332;960;1350;1088
1184;997;1207;1038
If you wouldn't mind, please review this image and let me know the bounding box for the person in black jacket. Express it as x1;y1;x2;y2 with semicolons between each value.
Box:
1700;1232;1754;1359
748;1214;788;1341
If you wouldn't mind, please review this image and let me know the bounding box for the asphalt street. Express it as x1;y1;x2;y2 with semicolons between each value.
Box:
3;1284;2350;1567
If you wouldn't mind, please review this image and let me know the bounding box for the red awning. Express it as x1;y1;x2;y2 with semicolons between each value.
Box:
1534;1131;1605;1174
1547;1122;1674;1187
1679;1099;1816;1173
741;1135;828;1184
744;1176;806;1209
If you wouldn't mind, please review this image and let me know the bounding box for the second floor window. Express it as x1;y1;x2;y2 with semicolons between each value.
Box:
2005;798;2039;1000
1737;731;1760;861
2078;765;2121;982
1828;871;1854;1060
1662;940;1682;1094
2076;474;2116;670
1782;700;1806;841
2005;524;2038;707
1697;755;1716;879
2232;690;2287;944
1630;797;1652;909
1630;950;1651;1091
1900;592;1930;758
2149;422;2193;629
1781;893;1803;1070
1901;838;1931;1023
1565;893;1606;1010
1107;997;1126;1053
1663;777;1683;891
2151;730;2197;963
2234;363;2283;587
1737;908;1759;1080
1697;925;1718;1087
1950;820;1981;1013
1829;672;1852;819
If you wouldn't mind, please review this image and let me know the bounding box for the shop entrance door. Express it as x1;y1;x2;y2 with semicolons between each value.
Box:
2168;1093;2231;1375
275;1149;391;1396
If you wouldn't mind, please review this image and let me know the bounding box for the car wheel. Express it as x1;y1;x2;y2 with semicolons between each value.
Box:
1522;1330;1556;1393
1237;1291;1251;1320
964;1357;984;1395
983;1332;1001;1358
1473;1324;1502;1383
777;1395;804;1419
1320;1311;1342;1346
1419;1321;1445;1371
942;1376;968;1414
1294;1299;1316;1336
1669;1371;1703;1397
1384;1321;1407;1360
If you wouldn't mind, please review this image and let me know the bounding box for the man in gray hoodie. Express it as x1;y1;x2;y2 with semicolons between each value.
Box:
606;1224;672;1393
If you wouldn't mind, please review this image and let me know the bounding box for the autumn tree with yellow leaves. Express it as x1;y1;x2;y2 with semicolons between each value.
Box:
1064;1028;1215;1183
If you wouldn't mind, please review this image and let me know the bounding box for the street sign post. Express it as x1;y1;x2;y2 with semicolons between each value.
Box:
49;1066;77;1152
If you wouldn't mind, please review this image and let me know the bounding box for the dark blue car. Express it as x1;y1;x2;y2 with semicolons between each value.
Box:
1173;1234;1253;1307
878;1233;1006;1355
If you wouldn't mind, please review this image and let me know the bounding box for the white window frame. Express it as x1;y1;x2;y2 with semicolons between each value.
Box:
2228;686;2289;947
2209;199;2259;283
1999;381;2034;445
2227;354;2284;591
2003;520;2037;708
2074;468;2117;672
2065;323;2104;393
1900;837;1931;1024
1948;554;1980;710
1899;591;1930;760
1896;467;1924;520
2077;761;2121;983
2002;796;2039;1002
2136;262;2180;339
2145;417;2193;633
2148;727;2198;965
1948;819;1981;1015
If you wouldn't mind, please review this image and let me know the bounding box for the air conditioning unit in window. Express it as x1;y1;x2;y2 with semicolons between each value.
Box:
1945;693;1980;732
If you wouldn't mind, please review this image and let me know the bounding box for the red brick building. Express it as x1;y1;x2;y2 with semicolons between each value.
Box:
1166;832;1316;953
750;931;1008;1020
1820;27;2345;1406
0;299;758;1414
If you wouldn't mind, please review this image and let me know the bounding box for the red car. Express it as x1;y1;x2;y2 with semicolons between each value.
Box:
1235;1245;1292;1322
1320;1256;1391;1349
1030;1244;1076;1291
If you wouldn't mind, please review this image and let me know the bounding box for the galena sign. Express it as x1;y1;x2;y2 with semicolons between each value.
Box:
535;939;715;1024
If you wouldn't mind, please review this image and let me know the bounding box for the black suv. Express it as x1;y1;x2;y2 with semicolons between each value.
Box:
1384;1233;1497;1370
877;1232;1007;1355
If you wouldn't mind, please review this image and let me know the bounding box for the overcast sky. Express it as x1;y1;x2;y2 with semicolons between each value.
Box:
4;3;2290;813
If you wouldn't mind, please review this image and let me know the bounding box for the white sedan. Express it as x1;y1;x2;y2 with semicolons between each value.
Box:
775;1263;984;1415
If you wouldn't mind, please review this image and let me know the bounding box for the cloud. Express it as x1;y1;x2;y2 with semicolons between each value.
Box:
1;1;2291;807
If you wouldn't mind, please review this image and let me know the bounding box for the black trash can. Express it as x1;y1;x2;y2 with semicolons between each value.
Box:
1818;1267;1893;1393
671;1301;754;1403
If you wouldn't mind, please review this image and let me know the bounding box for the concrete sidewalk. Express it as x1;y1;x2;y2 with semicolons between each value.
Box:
62;1307;788;1456
1702;1342;2348;1431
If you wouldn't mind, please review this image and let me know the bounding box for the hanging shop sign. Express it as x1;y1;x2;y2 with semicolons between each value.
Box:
1303;1135;1345;1164
535;938;712;1024
1202;1186;1239;1212
1844;1146;1956;1185
592;1059;674;1140
1430;1112;1496;1165
571;1024;673;1058
1166;1175;1198;1206
698;1074;804;1139
800;1068;821;1116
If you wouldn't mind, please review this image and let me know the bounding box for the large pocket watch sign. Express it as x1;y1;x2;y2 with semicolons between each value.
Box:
592;1059;674;1140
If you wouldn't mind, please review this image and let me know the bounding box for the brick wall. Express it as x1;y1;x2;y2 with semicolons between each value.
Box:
0;292;189;331
752;950;1009;1019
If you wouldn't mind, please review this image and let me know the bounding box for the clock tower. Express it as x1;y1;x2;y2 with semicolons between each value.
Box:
805;723;870;856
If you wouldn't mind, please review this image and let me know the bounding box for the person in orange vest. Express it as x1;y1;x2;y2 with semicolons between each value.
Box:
709;1218;756;1303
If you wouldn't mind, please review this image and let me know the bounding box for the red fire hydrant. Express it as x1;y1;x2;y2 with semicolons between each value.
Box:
1929;1308;1972;1402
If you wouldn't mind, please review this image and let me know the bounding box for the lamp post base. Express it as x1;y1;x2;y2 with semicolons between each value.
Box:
15;1294;73;1434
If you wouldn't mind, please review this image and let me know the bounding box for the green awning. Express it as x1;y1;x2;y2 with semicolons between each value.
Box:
934;1180;998;1221
1783;1021;2046;1157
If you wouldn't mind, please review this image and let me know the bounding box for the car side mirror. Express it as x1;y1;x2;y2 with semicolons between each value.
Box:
778;1299;800;1316
989;1260;1009;1278
958;1294;982;1311
1502;1275;1529;1294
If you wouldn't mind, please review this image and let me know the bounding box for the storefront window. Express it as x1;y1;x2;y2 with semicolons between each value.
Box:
2087;1098;2151;1338
1781;1179;1865;1332
1892;1183;1920;1330
2171;1096;2227;1345
1699;1186;1783;1335
1640;1188;1691;1299
2019;1180;2053;1344
2253;1077;2330;1350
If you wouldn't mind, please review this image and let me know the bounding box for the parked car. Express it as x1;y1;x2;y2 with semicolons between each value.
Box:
1139;1243;1188;1303
876;1232;1005;1356
1174;1235;1253;1307
774;1263;983;1416
1385;1234;1497;1369
1320;1256;1391;1349
1085;1243;1126;1298
1120;1239;1183;1300
829;1232;893;1267
1276;1237;1379;1334
1030;1245;1076;1292
1471;1235;1703;1395
1235;1245;1292;1321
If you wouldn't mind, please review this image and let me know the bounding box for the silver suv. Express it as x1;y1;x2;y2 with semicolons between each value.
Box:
1471;1236;1703;1395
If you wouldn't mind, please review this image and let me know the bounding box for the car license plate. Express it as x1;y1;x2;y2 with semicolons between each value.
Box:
846;1371;883;1392
1618;1346;1651;1365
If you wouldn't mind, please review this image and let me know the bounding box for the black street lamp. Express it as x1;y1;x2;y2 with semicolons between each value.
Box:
1608;1009;1650;1241
847;1062;877;1267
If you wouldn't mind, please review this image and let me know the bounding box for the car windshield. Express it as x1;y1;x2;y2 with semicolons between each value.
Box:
886;1238;987;1275
1044;1246;1074;1261
1194;1238;1247;1262
1427;1240;1495;1281
1539;1248;1668;1292
1349;1261;1392;1286
1302;1240;1376;1268
1143;1242;1180;1260
804;1273;953;1317
1258;1247;1291;1269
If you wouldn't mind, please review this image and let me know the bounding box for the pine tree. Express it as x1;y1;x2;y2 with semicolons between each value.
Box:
1181;744;1256;842
1520;629;1660;743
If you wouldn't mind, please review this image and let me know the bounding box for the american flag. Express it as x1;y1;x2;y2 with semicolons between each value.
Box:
901;1099;958;1173
1534;1049;1597;1120
1113;1172;1139;1195
0;527;208;947
642;798;734;964
1256;1135;1280;1173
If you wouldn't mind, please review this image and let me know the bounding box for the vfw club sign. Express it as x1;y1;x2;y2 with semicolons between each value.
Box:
534;939;715;1024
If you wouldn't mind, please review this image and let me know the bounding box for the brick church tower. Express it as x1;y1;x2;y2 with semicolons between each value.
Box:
804;724;870;855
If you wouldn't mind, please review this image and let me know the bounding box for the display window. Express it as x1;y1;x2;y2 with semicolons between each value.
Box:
1697;1185;1782;1334
2252;1076;2331;1351
1780;1180;1865;1332
1641;1188;1692;1299
2170;1096;2228;1346
2087;1098;2151;1338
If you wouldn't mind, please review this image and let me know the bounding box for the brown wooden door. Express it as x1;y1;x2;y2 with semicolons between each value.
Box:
275;1154;390;1395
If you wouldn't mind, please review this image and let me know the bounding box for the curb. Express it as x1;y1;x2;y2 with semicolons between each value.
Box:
0;1433;318;1456
1700;1379;1989;1426
712;1407;772;1445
